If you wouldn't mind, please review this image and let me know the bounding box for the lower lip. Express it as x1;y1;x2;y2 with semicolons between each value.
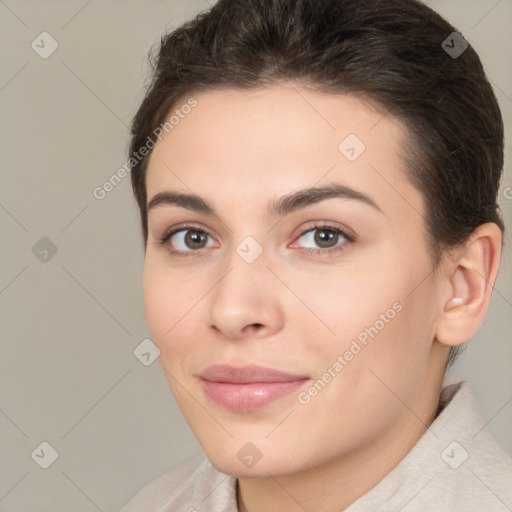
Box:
201;379;308;412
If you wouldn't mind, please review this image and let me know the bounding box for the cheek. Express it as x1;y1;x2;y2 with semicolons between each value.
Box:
142;259;195;345
290;255;433;373
142;260;203;402
283;259;398;344
142;261;168;340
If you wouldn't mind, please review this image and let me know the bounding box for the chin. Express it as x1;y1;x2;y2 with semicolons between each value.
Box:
202;439;309;479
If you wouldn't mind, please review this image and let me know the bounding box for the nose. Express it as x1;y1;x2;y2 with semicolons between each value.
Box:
208;255;285;341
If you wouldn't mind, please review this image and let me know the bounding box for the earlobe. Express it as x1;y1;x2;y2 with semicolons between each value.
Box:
435;223;502;347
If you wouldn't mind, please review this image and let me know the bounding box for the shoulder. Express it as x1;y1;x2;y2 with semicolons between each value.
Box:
119;452;238;512
119;453;206;511
410;381;512;511
347;381;512;512
444;382;512;509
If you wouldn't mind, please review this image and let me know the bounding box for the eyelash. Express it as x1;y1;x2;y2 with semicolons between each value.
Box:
158;222;355;258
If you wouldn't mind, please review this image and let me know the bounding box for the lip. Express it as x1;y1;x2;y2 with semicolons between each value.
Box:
199;364;308;383
199;364;310;412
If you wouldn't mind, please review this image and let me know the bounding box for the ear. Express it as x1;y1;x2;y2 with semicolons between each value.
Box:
435;223;502;347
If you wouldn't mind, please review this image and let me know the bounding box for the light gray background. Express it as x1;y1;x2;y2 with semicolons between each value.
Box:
0;0;510;510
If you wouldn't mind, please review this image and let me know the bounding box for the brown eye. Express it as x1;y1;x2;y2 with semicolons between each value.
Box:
162;227;216;255
183;230;209;249
295;225;349;252
313;229;340;248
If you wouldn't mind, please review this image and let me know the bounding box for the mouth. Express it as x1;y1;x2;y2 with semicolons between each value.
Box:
198;364;310;412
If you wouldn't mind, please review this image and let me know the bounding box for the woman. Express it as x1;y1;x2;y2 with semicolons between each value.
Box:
121;0;512;510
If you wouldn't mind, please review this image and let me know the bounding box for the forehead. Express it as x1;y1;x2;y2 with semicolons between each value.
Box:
145;85;422;220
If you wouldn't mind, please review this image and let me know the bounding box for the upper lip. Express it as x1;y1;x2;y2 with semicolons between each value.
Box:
199;364;309;383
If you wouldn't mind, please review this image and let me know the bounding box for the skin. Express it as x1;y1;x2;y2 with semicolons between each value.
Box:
142;85;501;512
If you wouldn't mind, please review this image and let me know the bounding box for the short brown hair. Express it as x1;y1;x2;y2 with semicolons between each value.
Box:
129;0;505;366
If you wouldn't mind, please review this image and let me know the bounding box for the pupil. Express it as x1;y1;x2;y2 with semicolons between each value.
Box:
315;230;337;248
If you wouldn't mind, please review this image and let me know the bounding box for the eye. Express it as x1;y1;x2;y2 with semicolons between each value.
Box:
158;222;354;257
159;224;216;256
292;223;354;254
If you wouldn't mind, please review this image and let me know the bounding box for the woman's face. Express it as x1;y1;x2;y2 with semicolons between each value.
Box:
143;86;448;477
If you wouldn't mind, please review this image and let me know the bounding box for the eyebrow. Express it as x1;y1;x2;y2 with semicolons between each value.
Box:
147;183;383;217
